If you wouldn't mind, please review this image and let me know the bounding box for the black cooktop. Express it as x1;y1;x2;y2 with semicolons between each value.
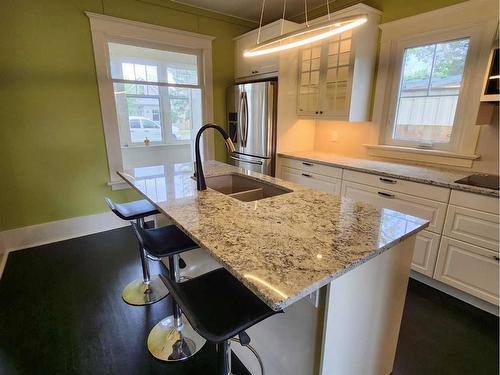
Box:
455;174;500;190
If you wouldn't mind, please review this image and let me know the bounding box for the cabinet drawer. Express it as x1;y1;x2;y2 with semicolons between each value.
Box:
343;170;450;203
281;167;341;195
450;190;499;215
434;237;499;305
280;158;343;179
411;230;441;277
444;206;499;252
341;181;447;233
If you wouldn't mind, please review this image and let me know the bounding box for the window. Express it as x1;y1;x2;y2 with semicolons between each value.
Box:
87;13;214;187
370;1;498;167
391;38;470;146
108;42;202;149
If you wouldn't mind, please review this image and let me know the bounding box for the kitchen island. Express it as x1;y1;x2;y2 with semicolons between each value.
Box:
119;160;428;375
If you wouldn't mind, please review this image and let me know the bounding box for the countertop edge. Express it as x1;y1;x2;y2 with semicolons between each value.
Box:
278;153;499;198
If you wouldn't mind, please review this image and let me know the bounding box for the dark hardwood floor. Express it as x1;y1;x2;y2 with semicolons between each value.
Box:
0;226;498;375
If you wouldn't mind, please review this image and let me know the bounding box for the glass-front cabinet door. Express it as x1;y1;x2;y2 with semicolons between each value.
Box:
297;44;322;115
296;30;354;119
322;31;353;117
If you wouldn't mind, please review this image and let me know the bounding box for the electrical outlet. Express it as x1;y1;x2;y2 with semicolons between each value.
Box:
330;131;338;142
307;290;319;308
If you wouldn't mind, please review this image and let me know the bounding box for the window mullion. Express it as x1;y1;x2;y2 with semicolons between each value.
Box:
426;43;438;97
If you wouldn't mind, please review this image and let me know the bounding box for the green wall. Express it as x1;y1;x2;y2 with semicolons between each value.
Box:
290;0;467;23
0;0;253;231
0;0;468;231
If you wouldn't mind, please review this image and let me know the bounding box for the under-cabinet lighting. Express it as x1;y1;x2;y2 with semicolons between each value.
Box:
489;75;500;79
244;16;367;58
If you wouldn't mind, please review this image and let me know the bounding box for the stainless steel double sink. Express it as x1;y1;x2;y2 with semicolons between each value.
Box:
201;173;292;202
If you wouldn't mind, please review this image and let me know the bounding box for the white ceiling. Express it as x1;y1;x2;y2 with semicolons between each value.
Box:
172;0;329;23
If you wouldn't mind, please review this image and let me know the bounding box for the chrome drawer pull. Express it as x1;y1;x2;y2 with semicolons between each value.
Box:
302;173;312;178
379;177;397;184
378;191;395;198
302;162;313;166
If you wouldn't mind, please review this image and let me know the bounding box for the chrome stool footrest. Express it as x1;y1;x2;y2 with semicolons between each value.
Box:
121;276;168;306
147;254;206;361
147;313;206;362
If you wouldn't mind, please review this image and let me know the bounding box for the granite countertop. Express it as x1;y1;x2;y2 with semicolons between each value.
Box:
278;151;499;197
119;160;428;311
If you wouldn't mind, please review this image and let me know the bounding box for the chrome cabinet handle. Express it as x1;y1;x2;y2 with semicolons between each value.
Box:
302;162;313;166
230;155;263;165
378;191;395;198
379;177;397;184
493;256;500;262
302;173;312;178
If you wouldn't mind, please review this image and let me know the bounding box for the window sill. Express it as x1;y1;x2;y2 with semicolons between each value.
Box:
107;180;131;191
363;144;480;168
123;142;191;149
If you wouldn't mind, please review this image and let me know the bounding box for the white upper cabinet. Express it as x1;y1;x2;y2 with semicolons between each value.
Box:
234;19;300;80
296;4;381;121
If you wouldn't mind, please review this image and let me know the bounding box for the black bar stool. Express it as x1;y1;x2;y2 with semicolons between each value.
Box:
105;197;169;306
159;267;282;374
131;222;206;362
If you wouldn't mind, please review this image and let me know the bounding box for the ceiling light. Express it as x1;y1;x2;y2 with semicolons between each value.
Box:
244;16;367;57
244;0;367;58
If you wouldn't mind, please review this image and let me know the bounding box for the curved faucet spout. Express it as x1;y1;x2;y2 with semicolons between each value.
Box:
195;124;235;191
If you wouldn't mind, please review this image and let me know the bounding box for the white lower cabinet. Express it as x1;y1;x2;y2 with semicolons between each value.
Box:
411;230;441;277
340;181;447;234
434;237;499;305
340;180;445;276
281;166;341;195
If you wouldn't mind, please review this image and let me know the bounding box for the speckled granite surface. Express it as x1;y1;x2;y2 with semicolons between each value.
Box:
119;161;428;311
278;151;499;197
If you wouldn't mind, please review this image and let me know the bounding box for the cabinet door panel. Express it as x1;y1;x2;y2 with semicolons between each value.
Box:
341;181;446;233
280;157;343;178
297;46;322;115
444;205;499;251
411;230;441;277
281;166;341;195
434;237;499;305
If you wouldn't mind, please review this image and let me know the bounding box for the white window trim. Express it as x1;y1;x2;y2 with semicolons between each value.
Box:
86;12;215;188
370;0;498;167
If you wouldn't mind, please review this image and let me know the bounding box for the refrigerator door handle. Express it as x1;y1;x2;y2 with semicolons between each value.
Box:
229;155;263;166
240;92;249;148
238;92;244;146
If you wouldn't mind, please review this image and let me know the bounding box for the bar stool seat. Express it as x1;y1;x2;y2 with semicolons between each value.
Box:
105;198;159;220
139;225;198;258
159;268;281;374
160;269;277;343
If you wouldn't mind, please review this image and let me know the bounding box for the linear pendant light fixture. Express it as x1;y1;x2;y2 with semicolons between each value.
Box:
244;0;367;58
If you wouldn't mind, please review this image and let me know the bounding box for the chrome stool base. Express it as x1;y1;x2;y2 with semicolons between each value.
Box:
122;276;168;306
147;314;206;362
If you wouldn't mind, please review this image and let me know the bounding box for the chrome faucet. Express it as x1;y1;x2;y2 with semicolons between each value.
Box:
195;124;236;191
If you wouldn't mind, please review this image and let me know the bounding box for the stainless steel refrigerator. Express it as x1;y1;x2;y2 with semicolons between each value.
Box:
226;81;277;176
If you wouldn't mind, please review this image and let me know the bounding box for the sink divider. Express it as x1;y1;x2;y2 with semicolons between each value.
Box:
227;188;264;202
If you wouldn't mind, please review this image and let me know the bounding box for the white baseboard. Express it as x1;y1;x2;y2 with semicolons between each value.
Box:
410;271;499;316
0;211;133;254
